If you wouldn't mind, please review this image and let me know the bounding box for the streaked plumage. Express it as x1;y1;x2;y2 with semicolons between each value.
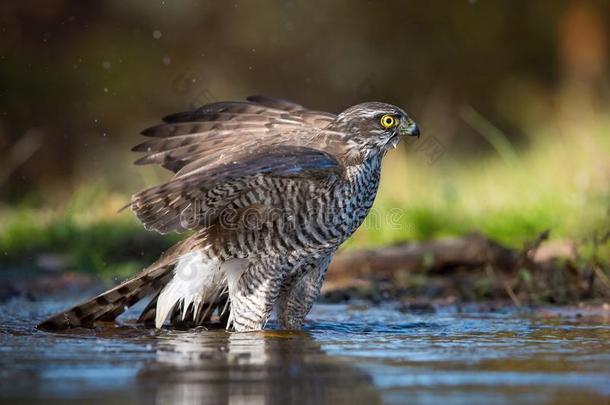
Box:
38;96;419;332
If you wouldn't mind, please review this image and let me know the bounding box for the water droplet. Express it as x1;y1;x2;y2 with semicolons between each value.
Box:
152;30;162;39
102;60;112;70
162;55;171;65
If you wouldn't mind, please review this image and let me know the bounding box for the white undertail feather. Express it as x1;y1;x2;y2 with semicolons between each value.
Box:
155;248;225;328
221;258;248;330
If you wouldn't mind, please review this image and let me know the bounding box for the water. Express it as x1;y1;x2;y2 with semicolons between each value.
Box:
1;297;609;404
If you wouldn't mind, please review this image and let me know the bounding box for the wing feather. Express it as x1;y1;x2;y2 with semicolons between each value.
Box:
133;98;335;174
130;97;345;233
131;145;343;234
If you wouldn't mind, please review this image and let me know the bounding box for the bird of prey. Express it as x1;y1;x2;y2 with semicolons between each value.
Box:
38;96;419;332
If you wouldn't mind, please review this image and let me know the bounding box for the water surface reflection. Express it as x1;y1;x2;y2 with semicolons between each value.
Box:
0;299;609;404
138;329;381;404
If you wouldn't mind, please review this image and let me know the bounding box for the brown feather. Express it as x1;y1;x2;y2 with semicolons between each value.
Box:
128;97;350;234
130;146;343;234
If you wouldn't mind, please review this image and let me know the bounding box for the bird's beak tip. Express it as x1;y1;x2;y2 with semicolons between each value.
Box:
401;120;420;138
411;124;420;139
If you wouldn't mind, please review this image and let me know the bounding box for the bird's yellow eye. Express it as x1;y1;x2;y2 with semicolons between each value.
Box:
380;114;398;129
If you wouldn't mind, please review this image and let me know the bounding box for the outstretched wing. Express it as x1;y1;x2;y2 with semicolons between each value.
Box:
133;96;336;174
130;97;346;234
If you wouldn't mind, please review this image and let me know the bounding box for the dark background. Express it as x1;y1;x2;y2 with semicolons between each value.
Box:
1;0;609;201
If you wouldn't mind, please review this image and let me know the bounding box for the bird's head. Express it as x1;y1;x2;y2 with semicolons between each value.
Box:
330;102;420;158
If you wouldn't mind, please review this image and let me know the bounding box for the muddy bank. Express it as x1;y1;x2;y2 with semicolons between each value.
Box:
324;232;610;306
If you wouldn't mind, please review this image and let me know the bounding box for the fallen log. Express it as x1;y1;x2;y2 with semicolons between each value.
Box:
327;233;517;282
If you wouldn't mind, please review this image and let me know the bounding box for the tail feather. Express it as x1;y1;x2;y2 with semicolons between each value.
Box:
137;292;229;328
137;290;161;324
37;236;199;331
37;264;172;331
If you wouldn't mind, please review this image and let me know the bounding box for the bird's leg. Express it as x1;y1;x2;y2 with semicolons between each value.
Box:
276;253;333;330
228;260;284;332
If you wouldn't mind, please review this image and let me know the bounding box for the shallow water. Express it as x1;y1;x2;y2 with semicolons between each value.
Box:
1;297;609;405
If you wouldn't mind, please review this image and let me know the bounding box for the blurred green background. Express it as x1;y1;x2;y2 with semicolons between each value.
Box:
0;0;609;276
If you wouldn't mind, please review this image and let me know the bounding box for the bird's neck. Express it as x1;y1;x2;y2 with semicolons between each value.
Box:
343;153;383;216
346;152;383;185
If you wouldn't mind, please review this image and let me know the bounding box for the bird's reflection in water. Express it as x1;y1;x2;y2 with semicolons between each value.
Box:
136;328;381;405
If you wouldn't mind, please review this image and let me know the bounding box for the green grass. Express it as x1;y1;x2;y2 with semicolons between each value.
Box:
0;187;179;277
1;114;609;275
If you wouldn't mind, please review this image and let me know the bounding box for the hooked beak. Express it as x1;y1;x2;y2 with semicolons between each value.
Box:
400;118;420;139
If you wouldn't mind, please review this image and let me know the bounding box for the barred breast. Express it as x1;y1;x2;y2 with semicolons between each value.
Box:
202;154;383;261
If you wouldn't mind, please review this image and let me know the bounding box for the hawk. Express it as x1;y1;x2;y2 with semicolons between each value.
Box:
38;96;419;332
